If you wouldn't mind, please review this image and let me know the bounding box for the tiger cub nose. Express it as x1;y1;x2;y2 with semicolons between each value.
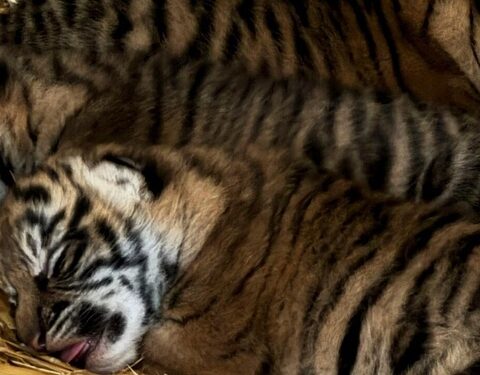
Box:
29;332;46;351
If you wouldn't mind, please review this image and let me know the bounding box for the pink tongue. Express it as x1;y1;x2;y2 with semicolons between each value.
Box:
60;341;89;363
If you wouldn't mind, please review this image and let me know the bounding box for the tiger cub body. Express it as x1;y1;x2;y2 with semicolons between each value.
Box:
3;48;480;214
0;143;479;374
1;0;480;113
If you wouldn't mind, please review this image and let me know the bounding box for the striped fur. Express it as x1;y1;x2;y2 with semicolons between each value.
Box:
1;143;480;374
3;49;480;215
1;0;480;113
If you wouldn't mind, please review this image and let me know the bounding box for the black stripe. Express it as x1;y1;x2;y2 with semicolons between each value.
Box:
48;300;70;328
34;273;48;291
55;277;113;292
0;15;7;45
96;219;126;267
49;300;74;337
41;209;65;246
161;259;178;283
67;194;91;230
347;0;384;84
77;247;146;282
0;155;14;187
256;354;273;375
141;159;166;198
148;63;164;143
405;105;425;199
120;275;134;291
315;10;336;78
300;236;381;374
26;233;38;257
420;146;453;202
393;301;430;373
0;60;9;97
101;153;138;171
62;0;76;27
469;3;480;72
51;246;68;278
48;119;68;156
177;63;210;147
237;0;256;36
78;258;110;281
13;1;26;44
13;184;51;204
31;6;46;36
336;212;461;375
372;1;407;92
223;21;241;62
153;0;167;41
391;261;437;373
290;1;309;28
23;208;47;227
331;3;366;83
264;7;282;48
361;103;392;191
39;165;60;182
185;0;216;60
138;261;155;324
441;232;480;315
292;22;314;70
421;0;436;35
61;241;88;278
20;83;37;145
304;89;342;173
111;0;133;50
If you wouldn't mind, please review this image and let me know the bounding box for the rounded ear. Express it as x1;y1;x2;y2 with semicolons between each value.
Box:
96;151;167;199
67;154;154;211
65;145;171;212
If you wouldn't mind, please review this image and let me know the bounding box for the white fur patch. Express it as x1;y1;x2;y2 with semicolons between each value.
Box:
67;156;151;213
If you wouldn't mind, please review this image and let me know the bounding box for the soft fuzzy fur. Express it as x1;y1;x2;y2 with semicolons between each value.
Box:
0;144;478;374
1;0;480;114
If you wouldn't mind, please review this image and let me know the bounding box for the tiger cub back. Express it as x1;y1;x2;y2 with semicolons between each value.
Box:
1;0;480;113
2;48;480;215
0;143;479;374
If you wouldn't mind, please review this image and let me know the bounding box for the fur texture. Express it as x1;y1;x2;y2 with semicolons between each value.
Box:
0;144;479;374
1;0;480;113
0;49;480;213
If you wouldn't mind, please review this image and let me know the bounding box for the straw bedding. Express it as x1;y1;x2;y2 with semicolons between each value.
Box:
0;293;156;375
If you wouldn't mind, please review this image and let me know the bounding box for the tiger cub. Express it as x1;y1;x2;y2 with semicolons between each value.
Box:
0;143;479;374
3;48;480;215
1;0;480;113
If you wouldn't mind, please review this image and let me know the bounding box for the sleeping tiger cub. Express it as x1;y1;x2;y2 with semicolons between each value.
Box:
1;0;480;113
3;48;480;215
0;143;479;374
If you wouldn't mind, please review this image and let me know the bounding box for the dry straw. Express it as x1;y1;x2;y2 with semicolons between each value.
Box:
0;294;152;375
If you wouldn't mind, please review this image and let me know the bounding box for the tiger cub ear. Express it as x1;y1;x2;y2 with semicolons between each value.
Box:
67;152;163;211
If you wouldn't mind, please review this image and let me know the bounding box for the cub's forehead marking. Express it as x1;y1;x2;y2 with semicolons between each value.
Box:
18;226;48;278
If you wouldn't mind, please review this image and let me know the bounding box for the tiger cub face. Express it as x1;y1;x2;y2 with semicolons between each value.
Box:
0;145;225;373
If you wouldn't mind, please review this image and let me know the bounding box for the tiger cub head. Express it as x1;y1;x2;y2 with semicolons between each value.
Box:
0;144;227;373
